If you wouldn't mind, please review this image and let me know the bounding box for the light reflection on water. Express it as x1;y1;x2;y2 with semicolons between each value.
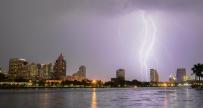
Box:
91;88;97;108
164;94;168;108
0;88;203;108
39;92;49;108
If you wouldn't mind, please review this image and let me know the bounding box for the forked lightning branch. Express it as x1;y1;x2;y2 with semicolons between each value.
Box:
139;11;157;81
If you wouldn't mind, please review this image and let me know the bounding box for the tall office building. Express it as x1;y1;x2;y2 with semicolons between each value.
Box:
116;69;125;81
8;58;29;79
42;63;53;79
176;68;186;83
28;63;38;79
72;65;86;78
37;64;43;79
48;63;53;79
150;69;159;82
53;53;66;80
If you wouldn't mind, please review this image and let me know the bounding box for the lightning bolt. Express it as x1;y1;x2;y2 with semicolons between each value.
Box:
139;11;158;81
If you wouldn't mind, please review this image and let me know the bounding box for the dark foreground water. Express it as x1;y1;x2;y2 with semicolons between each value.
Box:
0;88;203;108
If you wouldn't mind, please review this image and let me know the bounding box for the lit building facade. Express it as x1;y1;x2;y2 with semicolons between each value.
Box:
37;64;43;79
150;69;159;82
66;76;85;82
116;69;125;81
8;58;29;79
176;68;186;83
53;53;66;80
42;63;53;80
28;63;38;79
79;65;86;78
35;63;53;80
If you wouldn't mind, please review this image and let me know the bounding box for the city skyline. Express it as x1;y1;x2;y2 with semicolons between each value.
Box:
1;0;203;81
0;1;203;108
0;55;192;82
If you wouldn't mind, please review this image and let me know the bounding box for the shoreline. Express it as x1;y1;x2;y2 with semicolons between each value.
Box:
0;86;190;89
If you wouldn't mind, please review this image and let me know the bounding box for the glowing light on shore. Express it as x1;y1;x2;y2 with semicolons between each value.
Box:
92;80;97;84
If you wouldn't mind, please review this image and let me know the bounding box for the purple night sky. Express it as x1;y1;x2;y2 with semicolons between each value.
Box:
0;0;203;81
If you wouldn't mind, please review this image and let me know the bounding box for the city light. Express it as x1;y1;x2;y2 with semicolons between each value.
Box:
92;80;97;84
162;83;167;87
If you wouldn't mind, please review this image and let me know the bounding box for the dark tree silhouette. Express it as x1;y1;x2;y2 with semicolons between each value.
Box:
192;63;203;84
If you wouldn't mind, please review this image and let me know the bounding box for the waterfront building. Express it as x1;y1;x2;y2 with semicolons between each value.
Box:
37;64;43;79
53;53;66;80
42;63;53;79
28;63;38;79
150;69;159;82
8;58;29;79
183;74;190;81
169;73;176;83
73;65;86;78
71;65;86;81
35;63;53;80
65;75;85;82
176;68;186;83
48;63;53;79
116;69;125;81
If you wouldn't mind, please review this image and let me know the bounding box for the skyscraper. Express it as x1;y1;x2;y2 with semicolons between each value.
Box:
37;64;43;79
53;53;66;80
150;69;159;82
116;69;125;81
176;68;186;83
42;63;53;79
28;63;38;79
8;58;29;79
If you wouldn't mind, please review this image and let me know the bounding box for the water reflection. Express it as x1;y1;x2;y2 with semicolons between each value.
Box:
0;88;202;108
164;94;168;108
91;88;97;108
39;92;49;108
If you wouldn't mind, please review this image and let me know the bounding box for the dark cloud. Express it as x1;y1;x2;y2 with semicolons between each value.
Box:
1;0;202;16
57;0;203;14
128;0;203;11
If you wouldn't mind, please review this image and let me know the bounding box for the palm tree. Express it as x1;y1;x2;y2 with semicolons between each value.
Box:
192;63;203;85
